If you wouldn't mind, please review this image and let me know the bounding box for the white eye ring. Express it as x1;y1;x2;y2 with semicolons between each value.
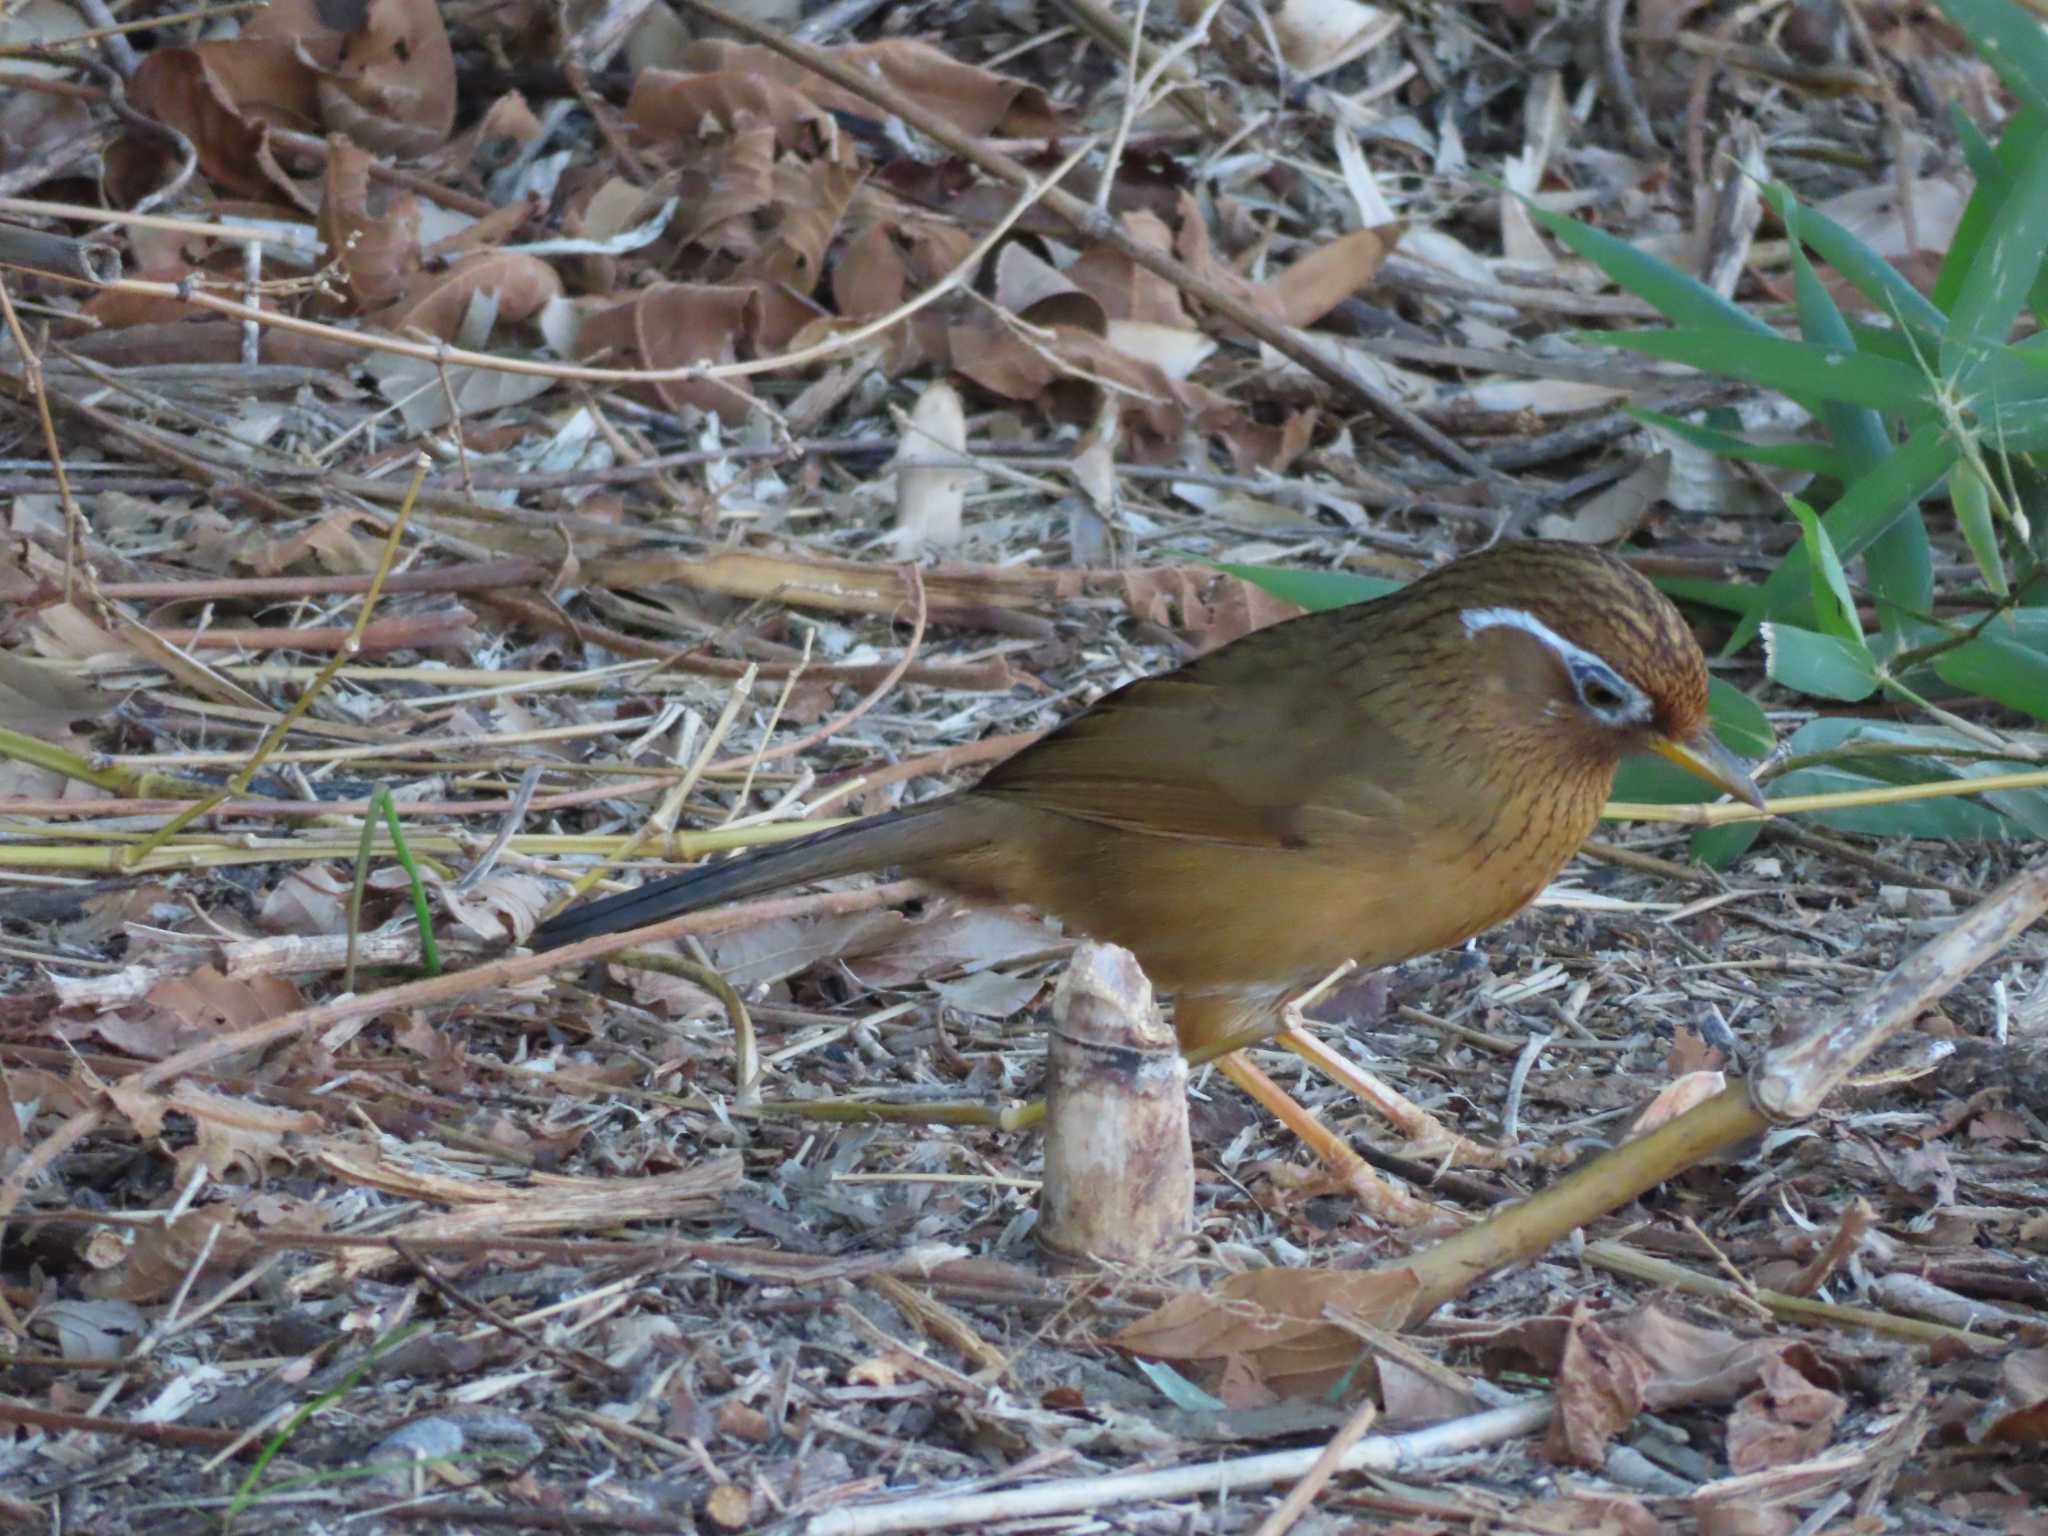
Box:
1460;606;1652;727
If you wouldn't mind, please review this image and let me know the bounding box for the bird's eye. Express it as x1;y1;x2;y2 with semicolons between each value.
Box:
1572;664;1636;719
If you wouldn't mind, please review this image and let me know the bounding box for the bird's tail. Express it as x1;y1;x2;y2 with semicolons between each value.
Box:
529;796;985;951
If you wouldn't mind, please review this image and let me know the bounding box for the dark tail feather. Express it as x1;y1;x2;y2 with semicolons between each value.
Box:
530;798;977;951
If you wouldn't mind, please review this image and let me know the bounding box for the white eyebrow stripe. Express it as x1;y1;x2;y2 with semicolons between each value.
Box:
1461;605;1591;659
1459;605;1652;723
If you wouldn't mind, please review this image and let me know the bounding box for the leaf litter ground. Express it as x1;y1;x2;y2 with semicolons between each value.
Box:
0;0;2044;1531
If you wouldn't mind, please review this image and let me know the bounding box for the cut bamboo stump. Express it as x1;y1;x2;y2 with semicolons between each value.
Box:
1037;943;1193;1272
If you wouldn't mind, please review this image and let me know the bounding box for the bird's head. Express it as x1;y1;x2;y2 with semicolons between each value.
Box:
1415;541;1765;809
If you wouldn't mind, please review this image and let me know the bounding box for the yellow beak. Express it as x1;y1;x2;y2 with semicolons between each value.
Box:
1650;728;1767;810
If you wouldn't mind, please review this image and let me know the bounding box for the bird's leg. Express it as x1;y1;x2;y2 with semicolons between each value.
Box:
1176;992;1446;1228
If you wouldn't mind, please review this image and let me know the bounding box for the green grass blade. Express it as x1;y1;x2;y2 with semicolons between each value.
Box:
376;788;443;976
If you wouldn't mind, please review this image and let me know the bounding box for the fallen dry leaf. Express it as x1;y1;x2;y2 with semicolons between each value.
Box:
1726;1351;1846;1472
1543;1301;1650;1469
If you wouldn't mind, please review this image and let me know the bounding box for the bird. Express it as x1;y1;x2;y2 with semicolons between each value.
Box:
532;541;1764;1216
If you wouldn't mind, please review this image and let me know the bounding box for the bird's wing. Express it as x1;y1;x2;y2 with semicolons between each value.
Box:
975;619;1419;853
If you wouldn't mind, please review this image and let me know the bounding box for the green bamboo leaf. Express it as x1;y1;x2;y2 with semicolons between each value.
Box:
1778;213;1934;630
1799;372;1932;637
1520;200;1776;335
1691;820;1764;868
1948;458;2010;598
1786;500;1864;643
1706;677;1777;759
1212;564;1401;612
1588;330;1930;415
1934;0;2048;126
1651;572;1763;615
1762;623;1882;700
1940;143;2048;376
1762;183;1949;336
1727;426;1958;653
1933;632;2048;719
1966;391;2048;448
1628;407;1844;478
1933;108;2042;311
1770;765;2027;838
1843;320;1931;366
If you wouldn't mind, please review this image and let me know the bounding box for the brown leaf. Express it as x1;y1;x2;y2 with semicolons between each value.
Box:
842;908;1069;988
1543;1301;1650;1468
627;66;839;156
682;39;1059;138
250;0;456;150
79;1208;252;1303
1980;1347;2048;1445
381;250;564;342
834;221;908;318
1257;226;1399;327
1066;212;1193;326
97;966;304;1062
1116;1265;1424;1399
0;646;122;740
122;43;317;200
677;123;779;250
1725;1352;1845;1472
1517;1494;1660;1536
1626;1068;1727;1137
442;873;551;945
1615;1306;1838;1411
1694;1504;1798;1536
319;137;421;308
1118;568;1304;654
748;158;863;295
258;865;355;936
575;282;762;419
1174;191;1284;324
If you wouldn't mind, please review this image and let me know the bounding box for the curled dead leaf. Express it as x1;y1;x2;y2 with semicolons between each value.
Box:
1725;1352;1846;1472
627;65;841;156
576;282;763;419
1543;1301;1650;1469
381;250;564;343
682;38;1060;138
320;138;422;309
120;43;317;201
1116;1264;1424;1399
250;0;456;151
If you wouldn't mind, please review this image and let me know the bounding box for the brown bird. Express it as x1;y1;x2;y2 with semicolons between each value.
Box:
534;542;1763;1214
